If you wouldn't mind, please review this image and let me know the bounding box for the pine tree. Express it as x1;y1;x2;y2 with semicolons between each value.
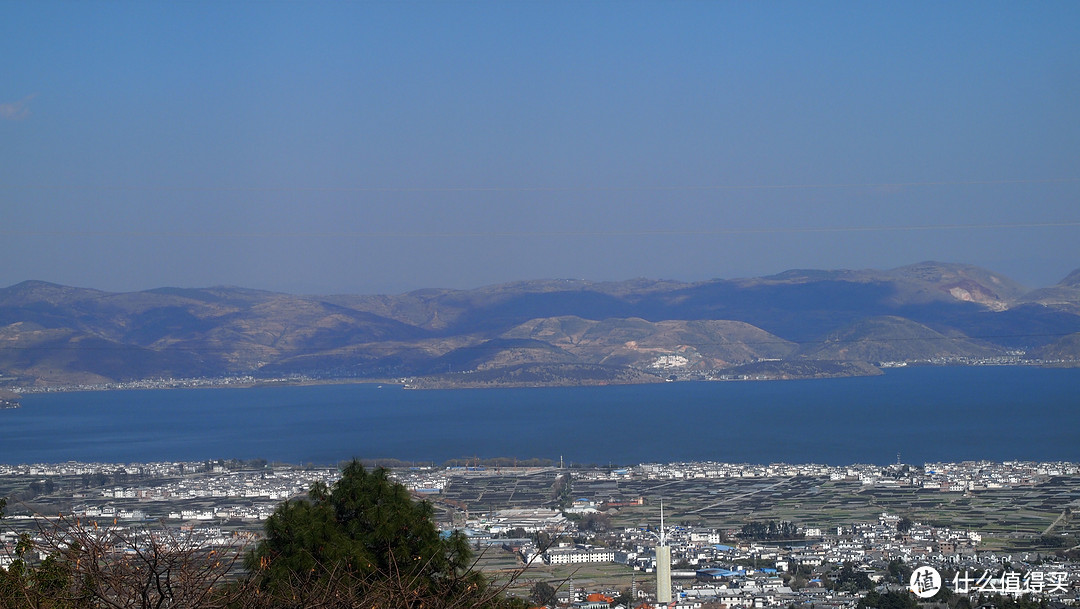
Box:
246;461;514;608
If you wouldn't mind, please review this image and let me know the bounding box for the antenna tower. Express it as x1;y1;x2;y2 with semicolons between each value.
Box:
656;499;672;604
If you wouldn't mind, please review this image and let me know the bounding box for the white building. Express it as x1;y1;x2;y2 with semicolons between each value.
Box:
544;547;616;565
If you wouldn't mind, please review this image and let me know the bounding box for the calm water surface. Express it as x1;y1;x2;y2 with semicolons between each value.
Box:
2;366;1077;465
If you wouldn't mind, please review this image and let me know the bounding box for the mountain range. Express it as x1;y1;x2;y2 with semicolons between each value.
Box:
2;261;1079;389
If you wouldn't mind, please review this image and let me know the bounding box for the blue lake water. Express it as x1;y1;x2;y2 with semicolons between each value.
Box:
2;366;1078;466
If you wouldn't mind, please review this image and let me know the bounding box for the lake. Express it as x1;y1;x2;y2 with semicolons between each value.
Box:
2;366;1078;466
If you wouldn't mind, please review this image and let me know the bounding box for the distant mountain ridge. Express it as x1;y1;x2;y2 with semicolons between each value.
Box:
1;262;1078;389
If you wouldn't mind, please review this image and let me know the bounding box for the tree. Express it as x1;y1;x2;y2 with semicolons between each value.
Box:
246;460;516;608
552;474;571;509
887;558;912;584
530;581;558;606
896;517;913;533
505;527;528;539
577;513;612;533
832;562;873;592
0;509;247;609
738;520;802;541
0;467;528;609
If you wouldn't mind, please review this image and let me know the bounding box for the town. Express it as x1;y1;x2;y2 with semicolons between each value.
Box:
2;459;1078;608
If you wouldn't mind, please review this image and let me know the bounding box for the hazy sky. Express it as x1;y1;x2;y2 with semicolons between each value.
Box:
3;2;1078;294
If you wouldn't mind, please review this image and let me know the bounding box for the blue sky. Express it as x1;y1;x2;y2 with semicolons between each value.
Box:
2;2;1078;294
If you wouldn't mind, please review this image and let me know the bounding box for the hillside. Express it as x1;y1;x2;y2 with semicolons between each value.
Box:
1017;267;1080;314
1031;332;1080;363
798;316;1003;362
1;262;1078;389
501;316;796;369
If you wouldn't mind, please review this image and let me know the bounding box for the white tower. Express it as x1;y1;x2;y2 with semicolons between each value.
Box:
656;500;672;604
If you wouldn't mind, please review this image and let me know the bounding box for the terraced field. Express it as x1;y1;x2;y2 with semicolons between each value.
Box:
442;470;1080;553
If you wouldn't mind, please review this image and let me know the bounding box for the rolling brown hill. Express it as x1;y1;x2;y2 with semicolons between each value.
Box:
501;316;796;369
1;262;1077;388
797;315;1003;362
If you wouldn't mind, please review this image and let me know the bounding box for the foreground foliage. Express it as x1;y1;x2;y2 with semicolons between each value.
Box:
0;465;526;609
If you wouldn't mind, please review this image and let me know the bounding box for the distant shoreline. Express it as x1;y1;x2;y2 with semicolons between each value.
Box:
7;358;1078;395
8;376;403;396
0;456;1075;471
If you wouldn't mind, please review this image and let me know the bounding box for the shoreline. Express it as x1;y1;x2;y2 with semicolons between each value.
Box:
7;376;405;396
8;358;1078;395
0;456;1075;471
